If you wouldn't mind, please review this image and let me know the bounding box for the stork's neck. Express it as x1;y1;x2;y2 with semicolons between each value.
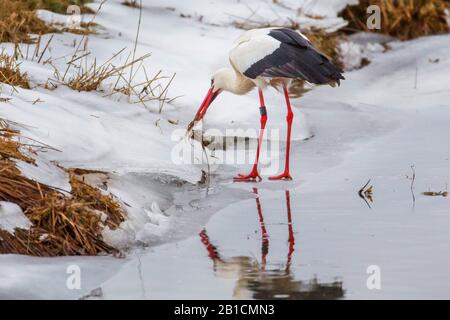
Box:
221;68;255;95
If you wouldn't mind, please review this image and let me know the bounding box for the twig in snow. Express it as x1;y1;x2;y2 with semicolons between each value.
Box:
62;0;107;80
154;118;163;134
158;72;176;113
422;190;448;197
128;0;143;102
18;135;62;153
32;35;41;62
410;165;416;208
136;252;146;299
37;35;54;64
30;98;44;105
358;179;373;209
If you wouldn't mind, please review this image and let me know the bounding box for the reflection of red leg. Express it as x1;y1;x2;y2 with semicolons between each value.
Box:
285;190;295;273
269;83;293;181
199;229;221;262
234;89;267;182
253;188;269;269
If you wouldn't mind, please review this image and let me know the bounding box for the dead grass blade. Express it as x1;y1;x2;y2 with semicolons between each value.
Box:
0;50;30;89
341;0;450;40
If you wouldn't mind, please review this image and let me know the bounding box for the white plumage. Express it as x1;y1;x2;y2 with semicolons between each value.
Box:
229;33;281;81
229;28;311;83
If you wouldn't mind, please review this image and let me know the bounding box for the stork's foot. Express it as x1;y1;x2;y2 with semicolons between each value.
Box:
268;171;293;181
233;169;262;182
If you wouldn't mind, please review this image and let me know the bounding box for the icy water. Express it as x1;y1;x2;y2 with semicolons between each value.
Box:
2;102;450;299
94;103;450;300
98;174;450;300
196;188;345;300
97;186;350;300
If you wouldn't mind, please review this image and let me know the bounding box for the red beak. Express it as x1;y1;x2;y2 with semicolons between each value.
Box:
194;87;221;122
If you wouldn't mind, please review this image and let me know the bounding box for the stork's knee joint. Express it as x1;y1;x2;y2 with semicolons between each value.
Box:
287;111;293;122
261;115;267;126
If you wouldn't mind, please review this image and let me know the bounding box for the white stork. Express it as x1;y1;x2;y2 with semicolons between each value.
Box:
191;27;344;181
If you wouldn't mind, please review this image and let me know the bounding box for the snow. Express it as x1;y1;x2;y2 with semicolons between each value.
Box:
0;254;123;299
101;173;172;248
0;202;31;234
1;0;450;299
289;0;358;18
337;32;394;71
142;0;356;32
338;40;385;71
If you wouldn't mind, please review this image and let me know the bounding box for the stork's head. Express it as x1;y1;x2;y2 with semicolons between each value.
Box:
187;68;241;133
190;68;232;125
211;68;236;93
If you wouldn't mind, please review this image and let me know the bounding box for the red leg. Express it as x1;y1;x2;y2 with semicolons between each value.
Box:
253;188;269;270
234;89;267;182
269;83;293;180
284;190;295;273
199;229;222;262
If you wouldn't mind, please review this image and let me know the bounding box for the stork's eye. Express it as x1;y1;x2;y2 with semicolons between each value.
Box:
210;79;214;86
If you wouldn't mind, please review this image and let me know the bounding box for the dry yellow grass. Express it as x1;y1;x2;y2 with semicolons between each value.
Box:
0;0;56;43
49;50;175;112
65;62;114;92
31;0;94;14
0;51;30;89
50;21;98;35
0;0;95;43
122;0;140;8
64;21;98;35
0;126;35;164
0;121;125;257
341;0;450;40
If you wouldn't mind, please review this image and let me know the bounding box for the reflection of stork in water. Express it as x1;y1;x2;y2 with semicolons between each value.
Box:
199;189;344;299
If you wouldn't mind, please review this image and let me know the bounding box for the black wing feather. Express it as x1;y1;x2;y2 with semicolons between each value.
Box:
243;28;345;85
